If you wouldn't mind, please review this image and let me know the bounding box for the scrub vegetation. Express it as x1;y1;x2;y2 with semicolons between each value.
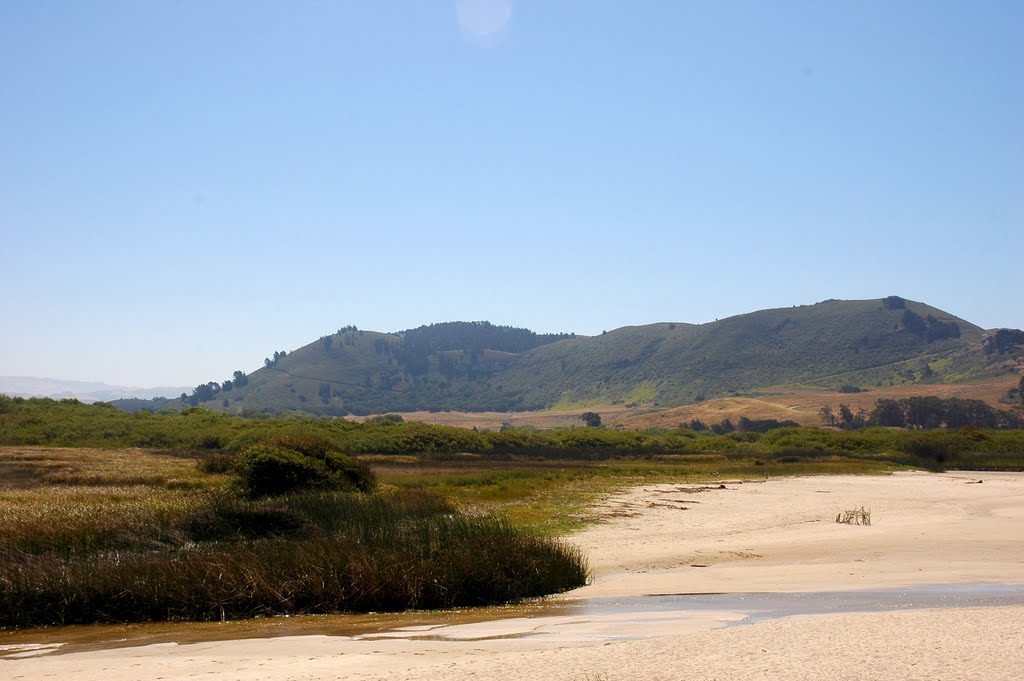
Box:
2;485;586;628
0;435;587;628
2;396;1022;467
2;395;1023;628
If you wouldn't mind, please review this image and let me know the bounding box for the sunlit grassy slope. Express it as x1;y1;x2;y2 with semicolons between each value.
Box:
150;298;1014;416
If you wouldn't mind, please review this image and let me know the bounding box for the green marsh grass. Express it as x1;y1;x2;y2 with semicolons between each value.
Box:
3;404;1022;627
0;448;588;628
374;453;904;535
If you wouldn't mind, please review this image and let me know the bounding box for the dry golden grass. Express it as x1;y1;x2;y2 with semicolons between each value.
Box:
354;374;1020;431
624;375;1021;429
349;406;638;430
627;397;816;428
0;446;224;489
0;485;202;553
0;447;225;553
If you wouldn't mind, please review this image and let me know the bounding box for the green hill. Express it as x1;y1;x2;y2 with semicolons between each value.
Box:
492;297;987;409
117;298;1017;416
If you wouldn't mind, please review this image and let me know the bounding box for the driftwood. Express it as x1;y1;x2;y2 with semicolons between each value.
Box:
836;506;871;526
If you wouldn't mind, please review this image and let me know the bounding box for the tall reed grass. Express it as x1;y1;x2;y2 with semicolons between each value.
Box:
0;488;588;627
0;486;201;555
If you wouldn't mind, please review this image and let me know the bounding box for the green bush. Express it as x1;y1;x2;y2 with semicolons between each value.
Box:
321;451;376;492
897;432;956;469
264;433;338;457
197;452;235;474
234;443;375;498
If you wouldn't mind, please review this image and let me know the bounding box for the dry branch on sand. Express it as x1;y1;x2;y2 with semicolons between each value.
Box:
836;506;871;525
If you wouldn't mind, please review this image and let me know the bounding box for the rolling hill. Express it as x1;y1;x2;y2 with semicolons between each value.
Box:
112;297;1022;417
0;376;191;403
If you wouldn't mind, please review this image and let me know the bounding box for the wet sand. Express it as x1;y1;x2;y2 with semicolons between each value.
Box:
3;471;1023;679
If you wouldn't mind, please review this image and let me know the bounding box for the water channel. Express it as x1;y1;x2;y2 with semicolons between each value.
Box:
2;583;1021;659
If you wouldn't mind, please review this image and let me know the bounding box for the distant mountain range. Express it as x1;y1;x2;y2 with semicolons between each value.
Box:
108;296;1024;417
0;377;191;404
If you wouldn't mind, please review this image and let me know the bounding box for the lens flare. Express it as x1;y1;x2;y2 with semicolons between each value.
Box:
457;0;512;43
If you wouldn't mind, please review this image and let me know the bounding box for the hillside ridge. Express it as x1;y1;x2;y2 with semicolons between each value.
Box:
109;297;1022;416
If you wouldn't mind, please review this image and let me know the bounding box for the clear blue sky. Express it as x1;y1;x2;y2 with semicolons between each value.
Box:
2;1;1022;387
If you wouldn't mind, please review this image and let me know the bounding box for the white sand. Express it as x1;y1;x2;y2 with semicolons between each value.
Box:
4;472;1023;680
564;470;1024;596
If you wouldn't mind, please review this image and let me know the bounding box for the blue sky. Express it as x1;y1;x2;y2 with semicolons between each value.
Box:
2;1;1022;387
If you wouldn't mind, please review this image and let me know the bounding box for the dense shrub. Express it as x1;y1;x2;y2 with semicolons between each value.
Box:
344;421;491;454
197;452;235;474
234;443;374;498
898;432;954;464
180;497;308;541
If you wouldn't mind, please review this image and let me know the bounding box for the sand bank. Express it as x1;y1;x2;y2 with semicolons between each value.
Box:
564;470;1024;597
4;472;1023;680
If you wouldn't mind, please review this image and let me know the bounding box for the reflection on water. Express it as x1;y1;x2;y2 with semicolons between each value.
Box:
2;583;1021;658
360;583;1024;644
584;582;1024;625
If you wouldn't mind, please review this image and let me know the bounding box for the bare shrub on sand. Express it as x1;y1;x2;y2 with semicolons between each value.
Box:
836;506;871;525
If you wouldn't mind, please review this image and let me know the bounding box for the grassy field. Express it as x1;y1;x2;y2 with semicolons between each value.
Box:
0;447;587;628
5;421;1024;629
0;446;225;489
372;453;903;535
0;447;902;559
623;374;1023;429
2;392;1022;628
367;374;1022;431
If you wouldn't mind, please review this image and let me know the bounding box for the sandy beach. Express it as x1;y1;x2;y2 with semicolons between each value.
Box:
4;471;1023;680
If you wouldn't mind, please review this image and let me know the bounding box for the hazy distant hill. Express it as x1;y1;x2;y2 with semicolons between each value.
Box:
0;377;189;403
114;298;1021;416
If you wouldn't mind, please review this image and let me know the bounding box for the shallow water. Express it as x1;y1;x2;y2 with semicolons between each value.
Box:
0;601;576;657
579;582;1024;626
2;583;1021;657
